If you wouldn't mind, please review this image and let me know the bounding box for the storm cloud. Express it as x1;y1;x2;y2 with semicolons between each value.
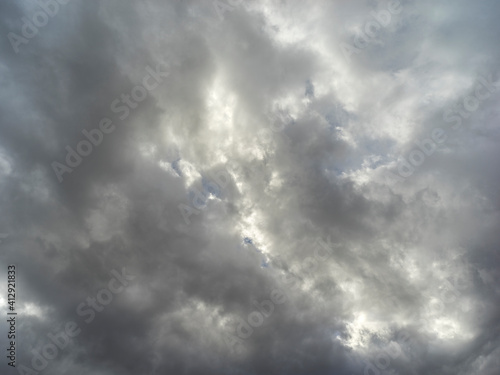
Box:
0;1;499;374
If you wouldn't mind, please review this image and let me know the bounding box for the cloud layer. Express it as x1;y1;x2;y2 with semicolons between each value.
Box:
1;1;499;374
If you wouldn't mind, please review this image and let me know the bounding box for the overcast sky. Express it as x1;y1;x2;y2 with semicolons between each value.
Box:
1;0;500;374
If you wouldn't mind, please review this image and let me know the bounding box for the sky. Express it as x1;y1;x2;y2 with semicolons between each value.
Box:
0;0;500;374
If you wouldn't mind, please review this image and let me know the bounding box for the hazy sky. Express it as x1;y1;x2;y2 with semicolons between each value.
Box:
1;1;500;374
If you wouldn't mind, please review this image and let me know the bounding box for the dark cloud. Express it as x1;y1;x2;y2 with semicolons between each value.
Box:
0;0;499;374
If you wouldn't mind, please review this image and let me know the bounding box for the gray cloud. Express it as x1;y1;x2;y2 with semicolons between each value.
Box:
0;0;499;374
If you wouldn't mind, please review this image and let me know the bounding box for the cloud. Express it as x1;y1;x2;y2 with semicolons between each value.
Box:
0;0;499;374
